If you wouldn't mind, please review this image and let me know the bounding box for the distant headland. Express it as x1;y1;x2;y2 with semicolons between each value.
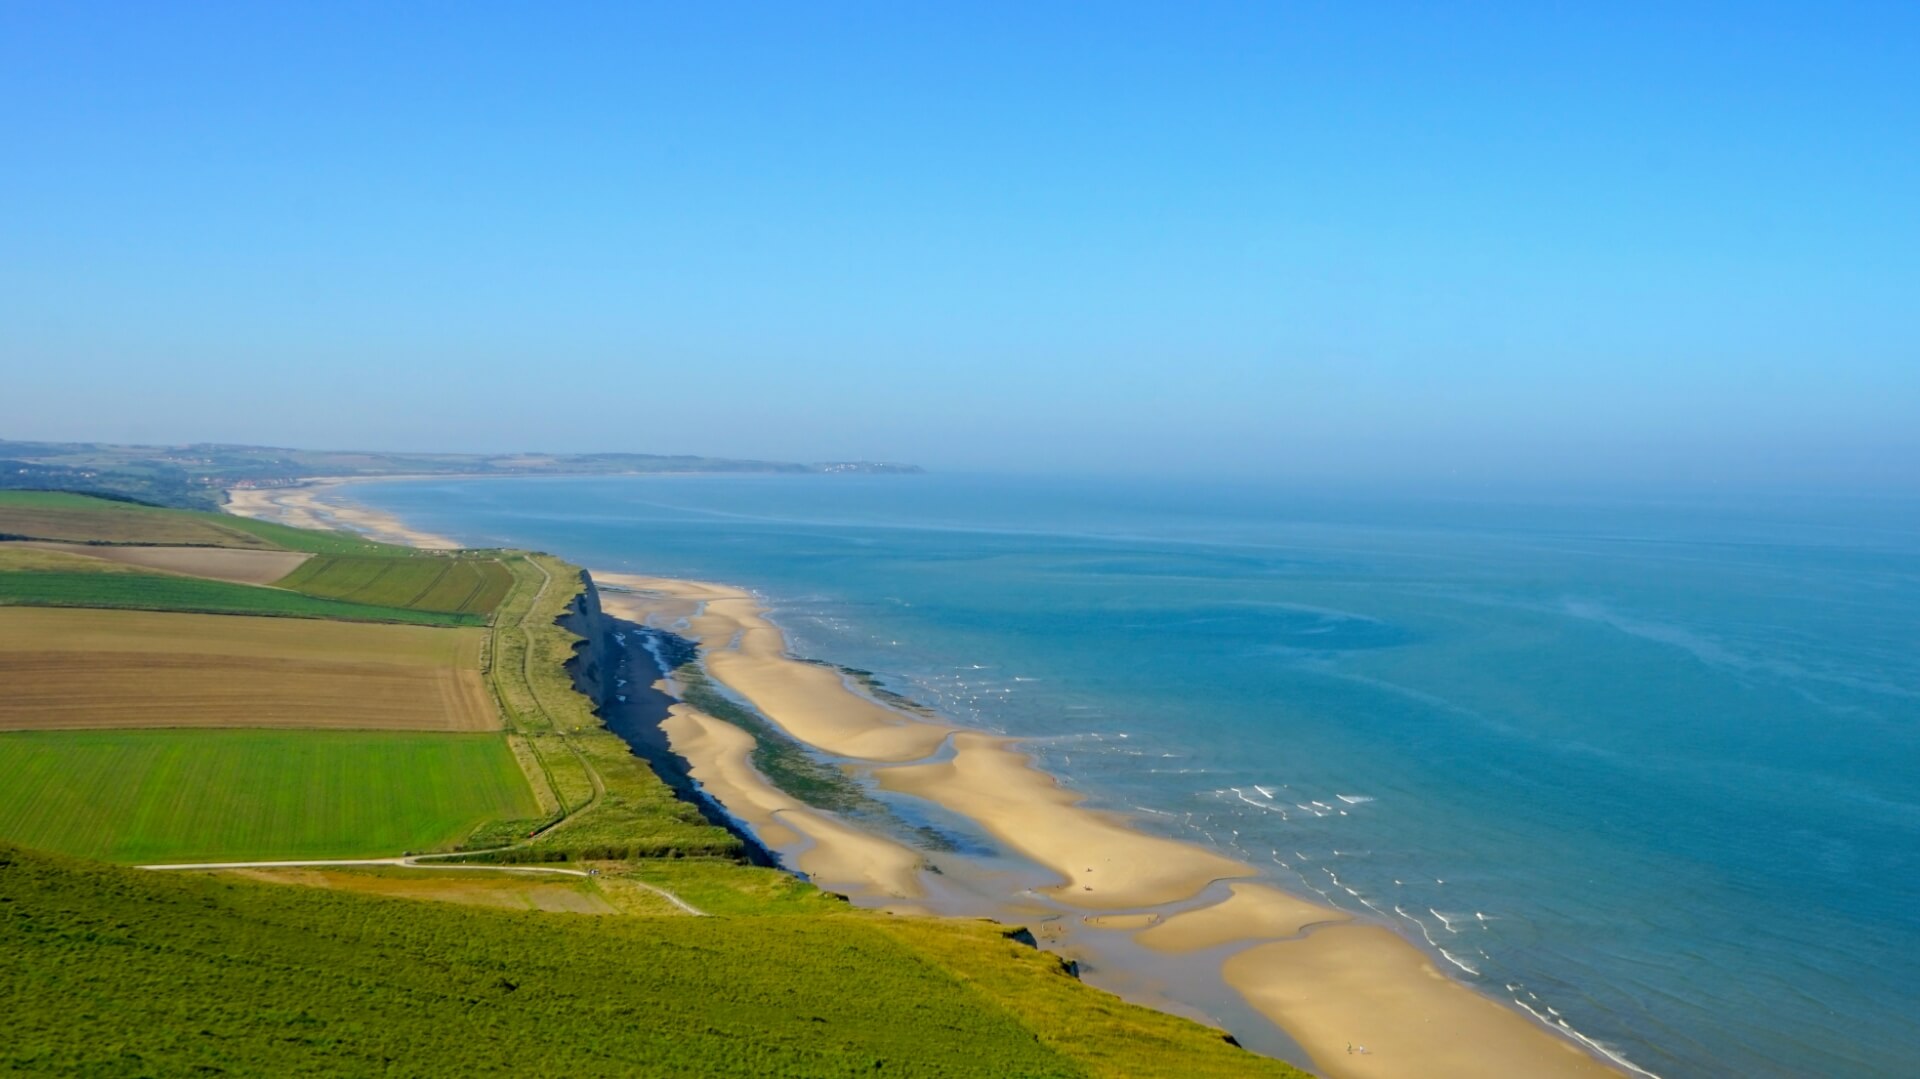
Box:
0;438;922;511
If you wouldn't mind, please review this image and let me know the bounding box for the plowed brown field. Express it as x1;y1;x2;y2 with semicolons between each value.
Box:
2;542;311;585
0;608;496;732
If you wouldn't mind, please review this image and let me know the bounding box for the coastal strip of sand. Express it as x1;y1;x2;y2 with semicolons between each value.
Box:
256;484;1632;1079
225;479;462;550
595;572;1630;1077
876;730;1253;909
600;571;1636;1079
1224;925;1628;1077
660;703;928;903
596;573;951;762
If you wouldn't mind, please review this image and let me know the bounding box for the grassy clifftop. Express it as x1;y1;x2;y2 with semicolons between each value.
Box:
1;845;1301;1078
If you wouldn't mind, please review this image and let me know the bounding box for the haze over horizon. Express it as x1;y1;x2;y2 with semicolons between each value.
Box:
4;3;1916;491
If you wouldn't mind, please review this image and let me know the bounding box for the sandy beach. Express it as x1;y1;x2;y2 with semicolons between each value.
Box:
225;480;462;550
1225;925;1627;1077
597;573;951;762
253;483;1632;1079
660;703;929;902
877;730;1253;909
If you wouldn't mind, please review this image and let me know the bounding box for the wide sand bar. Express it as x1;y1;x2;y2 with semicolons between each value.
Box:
1225;924;1625;1078
877;730;1253;909
1135;882;1348;952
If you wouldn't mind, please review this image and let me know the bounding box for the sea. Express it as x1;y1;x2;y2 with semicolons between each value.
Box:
342;472;1920;1079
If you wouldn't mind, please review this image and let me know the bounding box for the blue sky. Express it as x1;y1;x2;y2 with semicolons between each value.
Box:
2;3;1916;488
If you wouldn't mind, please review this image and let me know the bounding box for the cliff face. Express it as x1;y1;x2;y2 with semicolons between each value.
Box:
557;570;613;703
558;570;777;866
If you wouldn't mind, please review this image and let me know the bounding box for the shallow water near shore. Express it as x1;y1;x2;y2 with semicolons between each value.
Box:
342;473;1920;1078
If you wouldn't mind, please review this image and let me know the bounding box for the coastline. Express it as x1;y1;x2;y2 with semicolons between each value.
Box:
243;481;1634;1079
225;478;463;550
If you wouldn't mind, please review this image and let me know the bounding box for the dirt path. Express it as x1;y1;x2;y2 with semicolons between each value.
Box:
139;855;706;916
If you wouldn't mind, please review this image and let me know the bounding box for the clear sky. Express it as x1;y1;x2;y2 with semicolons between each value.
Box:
3;3;1916;489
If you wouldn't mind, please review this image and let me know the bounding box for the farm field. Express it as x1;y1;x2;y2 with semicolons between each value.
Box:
0;569;484;626
0;491;286;548
0;545;156;575
0;490;418;556
276;553;512;616
0;607;485;668
0;729;537;862
0;653;494;733
4;540;310;584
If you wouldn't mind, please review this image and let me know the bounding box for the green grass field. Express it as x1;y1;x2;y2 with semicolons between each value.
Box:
2;845;1301;1077
0;490;417;556
0;730;537;862
0;570;485;626
276;553;512;616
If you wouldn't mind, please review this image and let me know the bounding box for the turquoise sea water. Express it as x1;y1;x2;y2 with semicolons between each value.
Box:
346;474;1920;1078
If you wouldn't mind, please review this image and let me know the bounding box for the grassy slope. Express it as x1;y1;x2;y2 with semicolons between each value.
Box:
1;846;1074;1078
2;846;1299;1078
0;730;536;862
0;491;284;547
274;553;513;616
0;570;484;626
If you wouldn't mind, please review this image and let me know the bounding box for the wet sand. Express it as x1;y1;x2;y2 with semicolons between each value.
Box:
1136;882;1348;952
877;730;1254;909
1225;924;1628;1077
660;703;928;902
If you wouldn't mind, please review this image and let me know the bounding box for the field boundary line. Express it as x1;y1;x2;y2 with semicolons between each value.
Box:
136;855;707;914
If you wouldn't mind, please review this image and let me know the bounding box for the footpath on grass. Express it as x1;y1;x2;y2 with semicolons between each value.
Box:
138;854;707;916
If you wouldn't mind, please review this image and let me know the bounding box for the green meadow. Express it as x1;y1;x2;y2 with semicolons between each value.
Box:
0;490;408;555
0;570;483;626
0;730;536;862
276;553;513;616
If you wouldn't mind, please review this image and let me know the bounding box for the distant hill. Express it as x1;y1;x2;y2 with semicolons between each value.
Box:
0;439;922;510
